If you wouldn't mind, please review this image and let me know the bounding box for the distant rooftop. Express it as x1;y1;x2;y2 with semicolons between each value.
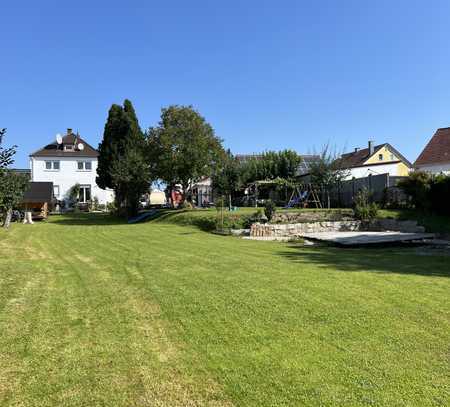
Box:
415;127;450;166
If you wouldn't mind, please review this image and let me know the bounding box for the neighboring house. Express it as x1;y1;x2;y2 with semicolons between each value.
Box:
414;127;450;174
192;177;213;206
337;141;412;180
29;129;114;205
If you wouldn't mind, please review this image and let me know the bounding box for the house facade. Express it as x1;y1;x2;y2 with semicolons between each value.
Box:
29;129;114;205
414;127;450;174
338;141;412;180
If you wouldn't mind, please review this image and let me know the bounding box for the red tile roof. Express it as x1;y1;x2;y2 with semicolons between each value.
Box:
415;127;450;166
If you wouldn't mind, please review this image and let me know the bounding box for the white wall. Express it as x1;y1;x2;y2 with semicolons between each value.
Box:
416;163;450;175
344;163;406;180
30;156;114;204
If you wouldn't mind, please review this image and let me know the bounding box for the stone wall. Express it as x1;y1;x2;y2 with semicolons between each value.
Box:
272;211;353;224
250;221;361;238
249;219;425;238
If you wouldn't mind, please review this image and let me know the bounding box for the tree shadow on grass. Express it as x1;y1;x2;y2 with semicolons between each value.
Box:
49;213;128;226
277;244;450;278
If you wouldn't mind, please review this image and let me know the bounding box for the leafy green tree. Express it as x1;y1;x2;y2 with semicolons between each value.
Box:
97;100;150;217
0;128;16;169
211;150;242;209
147;105;225;202
309;144;349;187
240;150;302;184
308;144;350;208
397;171;432;211
0;129;28;228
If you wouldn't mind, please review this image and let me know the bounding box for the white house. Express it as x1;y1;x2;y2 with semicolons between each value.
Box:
29;129;114;205
414;127;450;174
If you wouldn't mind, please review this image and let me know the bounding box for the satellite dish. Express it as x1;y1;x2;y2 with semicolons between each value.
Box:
78;143;84;151
56;133;63;144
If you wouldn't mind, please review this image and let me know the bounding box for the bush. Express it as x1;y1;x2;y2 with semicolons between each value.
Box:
353;188;378;221
106;201;116;213
264;200;276;222
429;175;450;215
89;196;100;212
397;172;432;211
398;172;450;215
215;197;225;210
180;201;193;210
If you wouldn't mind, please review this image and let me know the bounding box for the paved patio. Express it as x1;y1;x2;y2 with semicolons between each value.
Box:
301;231;435;246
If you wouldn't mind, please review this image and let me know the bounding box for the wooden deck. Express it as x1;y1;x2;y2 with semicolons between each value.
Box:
301;231;435;246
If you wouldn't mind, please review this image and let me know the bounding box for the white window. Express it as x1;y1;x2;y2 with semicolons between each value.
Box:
45;161;60;170
77;161;92;171
79;185;91;203
64;145;74;151
378;154;383;161
53;185;60;198
390;153;395;160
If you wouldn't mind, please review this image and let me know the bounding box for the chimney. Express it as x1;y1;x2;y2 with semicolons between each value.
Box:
368;140;374;156
354;147;359;153
67;128;73;135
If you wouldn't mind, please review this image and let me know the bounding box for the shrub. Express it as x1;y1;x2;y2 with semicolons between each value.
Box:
215;197;225;210
89;196;100;211
239;209;266;228
429;175;450;215
397;172;431;211
398;172;450;215
106;201;116;213
353;188;378;221
264;200;276;222
68;183;81;206
180;200;193;210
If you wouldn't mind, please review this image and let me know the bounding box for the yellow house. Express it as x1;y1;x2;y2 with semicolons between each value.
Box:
338;141;412;179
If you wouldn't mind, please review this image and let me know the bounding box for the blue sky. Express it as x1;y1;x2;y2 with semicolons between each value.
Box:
2;0;450;168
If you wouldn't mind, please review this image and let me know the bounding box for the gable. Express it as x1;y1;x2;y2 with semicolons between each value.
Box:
415;127;450;166
30;130;98;158
338;143;412;169
363;145;399;165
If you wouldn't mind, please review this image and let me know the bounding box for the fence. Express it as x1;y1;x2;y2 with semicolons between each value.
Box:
329;173;407;207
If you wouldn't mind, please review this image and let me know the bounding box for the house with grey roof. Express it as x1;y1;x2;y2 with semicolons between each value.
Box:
29;128;114;205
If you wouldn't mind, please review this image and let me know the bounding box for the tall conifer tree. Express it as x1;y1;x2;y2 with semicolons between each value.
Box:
97;100;150;217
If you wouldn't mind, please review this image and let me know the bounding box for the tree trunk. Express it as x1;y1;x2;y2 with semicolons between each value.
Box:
3;208;12;229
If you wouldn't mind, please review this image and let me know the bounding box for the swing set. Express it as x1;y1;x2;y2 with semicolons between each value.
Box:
284;183;322;209
245;180;322;209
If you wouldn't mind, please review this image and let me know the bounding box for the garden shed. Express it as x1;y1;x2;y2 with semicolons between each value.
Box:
21;182;54;219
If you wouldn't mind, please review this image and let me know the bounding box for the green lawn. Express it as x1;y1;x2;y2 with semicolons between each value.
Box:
0;213;449;406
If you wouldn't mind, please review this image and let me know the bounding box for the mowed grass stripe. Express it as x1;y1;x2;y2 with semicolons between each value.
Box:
0;221;233;406
0;213;449;406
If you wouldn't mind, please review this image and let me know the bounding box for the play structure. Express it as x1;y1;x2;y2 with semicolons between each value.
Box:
245;180;323;209
284;184;322;209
